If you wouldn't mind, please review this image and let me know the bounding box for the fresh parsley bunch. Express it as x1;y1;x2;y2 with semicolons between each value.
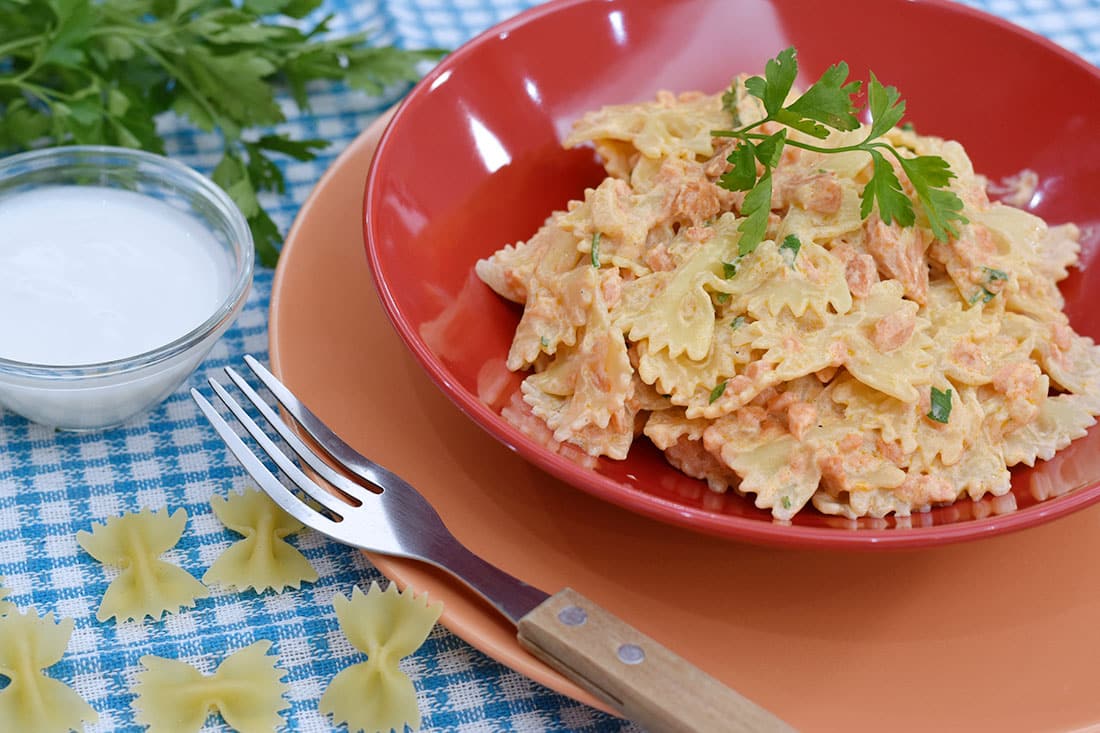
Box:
0;0;444;265
714;47;967;255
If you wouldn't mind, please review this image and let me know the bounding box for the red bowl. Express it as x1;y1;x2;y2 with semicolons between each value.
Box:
364;0;1100;548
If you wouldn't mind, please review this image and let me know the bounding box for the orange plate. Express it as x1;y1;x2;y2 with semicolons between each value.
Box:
270;113;1100;732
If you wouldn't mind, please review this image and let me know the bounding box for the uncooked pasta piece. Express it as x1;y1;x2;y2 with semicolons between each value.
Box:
203;487;319;593
131;640;289;733
320;582;443;733
0;608;98;732
76;507;208;623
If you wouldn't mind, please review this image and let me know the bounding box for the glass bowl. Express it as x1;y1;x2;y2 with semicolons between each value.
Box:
0;146;254;430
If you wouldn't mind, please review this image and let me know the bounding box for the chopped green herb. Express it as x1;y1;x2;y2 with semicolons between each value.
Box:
781;496;792;509
540;336;550;348
713;47;966;254
715;292;731;305
721;78;742;126
779;234;802;267
709;382;728;404
984;266;1008;282
900;121;916;131
591;232;601;268
926;387;953;424
722;261;738;278
969;287;996;304
731;315;747;329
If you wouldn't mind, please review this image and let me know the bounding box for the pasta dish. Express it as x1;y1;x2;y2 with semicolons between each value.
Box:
475;75;1100;520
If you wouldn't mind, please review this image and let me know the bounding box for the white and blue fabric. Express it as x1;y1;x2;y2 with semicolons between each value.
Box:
0;1;1097;730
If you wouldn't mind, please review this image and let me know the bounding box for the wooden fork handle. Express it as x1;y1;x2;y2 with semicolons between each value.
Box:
517;588;797;733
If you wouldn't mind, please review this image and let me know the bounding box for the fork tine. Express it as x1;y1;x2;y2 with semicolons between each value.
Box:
223;366;376;503
191;387;345;534
243;355;395;489
206;378;353;518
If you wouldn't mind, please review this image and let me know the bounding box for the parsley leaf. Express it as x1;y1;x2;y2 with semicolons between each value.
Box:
722;261;739;278
731;315;747;329
591;232;602;268
866;72;906;139
715;46;967;247
779;234;801;267
720;141;758;192
927;387;953;424
784;62;861;136
861;149;915;227
745;46;798;116
737;172;773;255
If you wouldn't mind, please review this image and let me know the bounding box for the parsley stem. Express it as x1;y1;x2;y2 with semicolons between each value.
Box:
0;36;39;58
131;39;225;139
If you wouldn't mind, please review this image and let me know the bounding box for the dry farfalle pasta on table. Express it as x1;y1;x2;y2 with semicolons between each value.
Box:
77;507;209;622
131;640;290;732
203;487;319;594
321;582;443;733
476;48;1100;520
0;608;98;732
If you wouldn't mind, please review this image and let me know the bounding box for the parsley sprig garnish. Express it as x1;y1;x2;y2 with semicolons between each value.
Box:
714;47;967;255
0;0;444;265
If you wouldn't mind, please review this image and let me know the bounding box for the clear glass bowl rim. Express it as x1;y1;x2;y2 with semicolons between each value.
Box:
0;145;255;379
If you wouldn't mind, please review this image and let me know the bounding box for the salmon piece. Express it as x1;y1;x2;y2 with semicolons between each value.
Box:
896;474;957;506
787;402;817;441
863;214;931;303
992;361;1040;402
831;241;879;299
773;169;843;214
872;311;916;352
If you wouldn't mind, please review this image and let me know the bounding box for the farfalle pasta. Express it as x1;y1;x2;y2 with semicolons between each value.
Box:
77;507;208;622
131;641;289;732
203;487;319;594
476;82;1100;520
0;608;98;732
320;582;443;733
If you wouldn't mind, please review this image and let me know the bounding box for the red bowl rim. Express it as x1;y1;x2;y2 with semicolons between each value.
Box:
364;0;1100;550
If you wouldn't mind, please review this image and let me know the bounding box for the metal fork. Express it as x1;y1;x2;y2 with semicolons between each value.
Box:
192;355;795;733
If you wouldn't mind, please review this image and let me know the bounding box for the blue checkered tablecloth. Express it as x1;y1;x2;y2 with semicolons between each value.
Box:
0;1;1098;731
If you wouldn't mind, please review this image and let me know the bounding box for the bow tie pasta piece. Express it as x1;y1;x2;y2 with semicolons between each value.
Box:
635;313;760;404
615;220;741;361
521;274;636;460
132;641;289;733
203;488;319;594
77;508;208;623
0;608;98;732
564;90;731;172
558;178;665;273
1003;394;1098;469
321;582;443;733
475;214;577;306
737;238;852;321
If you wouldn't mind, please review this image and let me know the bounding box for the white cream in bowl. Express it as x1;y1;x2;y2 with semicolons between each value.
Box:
0;186;230;365
0;146;253;431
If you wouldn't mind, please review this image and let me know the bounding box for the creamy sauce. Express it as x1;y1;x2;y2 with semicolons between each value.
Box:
0;186;229;365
